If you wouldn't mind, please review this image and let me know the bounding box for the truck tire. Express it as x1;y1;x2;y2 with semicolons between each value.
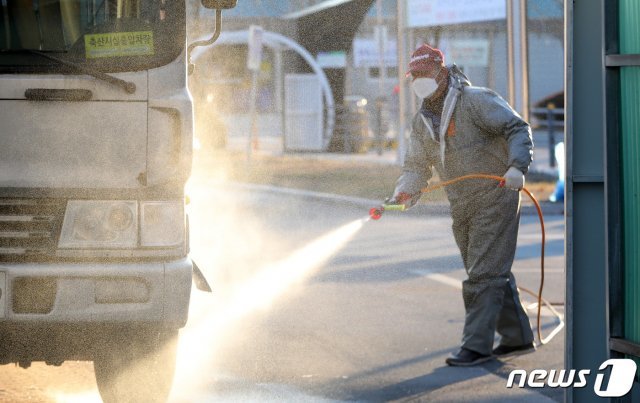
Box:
93;328;178;403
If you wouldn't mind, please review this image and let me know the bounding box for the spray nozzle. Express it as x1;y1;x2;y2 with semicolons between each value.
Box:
369;203;407;220
369;207;384;220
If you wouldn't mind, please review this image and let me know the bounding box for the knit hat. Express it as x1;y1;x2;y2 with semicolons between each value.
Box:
407;44;445;77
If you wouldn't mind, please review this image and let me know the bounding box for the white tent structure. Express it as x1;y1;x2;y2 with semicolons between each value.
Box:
190;29;336;149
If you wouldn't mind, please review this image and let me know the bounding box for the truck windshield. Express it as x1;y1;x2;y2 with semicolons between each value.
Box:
0;0;185;73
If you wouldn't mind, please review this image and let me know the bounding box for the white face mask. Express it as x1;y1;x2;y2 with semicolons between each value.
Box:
411;77;439;99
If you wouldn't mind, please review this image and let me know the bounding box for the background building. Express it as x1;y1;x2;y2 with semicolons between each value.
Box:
188;0;563;152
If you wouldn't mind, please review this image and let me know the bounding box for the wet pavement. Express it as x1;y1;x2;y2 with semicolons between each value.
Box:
170;179;564;402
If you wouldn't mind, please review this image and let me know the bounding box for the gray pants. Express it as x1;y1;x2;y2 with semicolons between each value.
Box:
451;188;534;356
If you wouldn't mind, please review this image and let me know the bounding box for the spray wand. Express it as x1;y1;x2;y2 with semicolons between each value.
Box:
369;203;405;220
369;174;564;346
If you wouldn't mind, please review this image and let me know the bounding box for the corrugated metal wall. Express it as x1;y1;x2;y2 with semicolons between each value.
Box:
620;0;640;347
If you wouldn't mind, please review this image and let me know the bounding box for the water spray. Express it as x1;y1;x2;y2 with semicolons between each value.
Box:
172;218;366;398
369;174;564;346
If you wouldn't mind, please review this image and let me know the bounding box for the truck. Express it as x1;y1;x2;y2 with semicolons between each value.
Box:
0;0;234;401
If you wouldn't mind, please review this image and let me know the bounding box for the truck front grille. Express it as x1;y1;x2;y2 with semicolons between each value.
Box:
0;200;66;261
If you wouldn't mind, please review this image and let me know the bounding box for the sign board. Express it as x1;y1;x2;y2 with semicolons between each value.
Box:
447;39;490;67
247;25;264;71
85;31;154;59
353;38;397;67
407;0;506;28
317;51;347;68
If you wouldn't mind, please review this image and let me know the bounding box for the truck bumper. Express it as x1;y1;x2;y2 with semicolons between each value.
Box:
0;258;192;328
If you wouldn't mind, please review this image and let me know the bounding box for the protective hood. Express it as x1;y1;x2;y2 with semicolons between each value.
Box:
419;64;472;168
448;64;472;90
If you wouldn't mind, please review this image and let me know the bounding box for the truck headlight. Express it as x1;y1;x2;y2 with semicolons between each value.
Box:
140;201;184;247
59;201;138;248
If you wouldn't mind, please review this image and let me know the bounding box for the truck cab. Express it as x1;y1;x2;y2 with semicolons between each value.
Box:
0;0;228;401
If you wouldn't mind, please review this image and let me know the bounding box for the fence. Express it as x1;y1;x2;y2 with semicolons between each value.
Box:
531;106;565;168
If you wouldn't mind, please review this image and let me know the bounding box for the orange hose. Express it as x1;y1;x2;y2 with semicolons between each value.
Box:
418;174;560;345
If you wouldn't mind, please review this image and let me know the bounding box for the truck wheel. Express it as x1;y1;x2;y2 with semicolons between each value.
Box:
93;328;178;403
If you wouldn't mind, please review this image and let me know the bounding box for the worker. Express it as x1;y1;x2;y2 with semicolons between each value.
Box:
389;44;535;366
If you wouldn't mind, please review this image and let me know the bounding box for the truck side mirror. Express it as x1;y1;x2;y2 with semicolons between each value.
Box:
201;0;237;9
189;1;235;75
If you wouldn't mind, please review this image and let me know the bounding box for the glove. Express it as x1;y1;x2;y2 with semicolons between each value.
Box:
501;167;525;191
385;192;419;208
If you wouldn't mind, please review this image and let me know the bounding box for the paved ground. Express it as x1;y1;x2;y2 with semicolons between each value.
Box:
168;179;565;402
0;153;565;402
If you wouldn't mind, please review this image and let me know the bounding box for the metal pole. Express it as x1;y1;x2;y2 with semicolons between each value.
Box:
275;48;285;153
547;103;556;168
506;0;516;108
564;0;574;400
376;98;383;155
519;0;530;122
487;26;496;90
408;27;417;118
507;0;530;120
396;0;407;165
376;0;385;155
247;69;259;161
245;25;264;160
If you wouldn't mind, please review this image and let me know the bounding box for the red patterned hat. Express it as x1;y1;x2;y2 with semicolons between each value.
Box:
407;44;445;77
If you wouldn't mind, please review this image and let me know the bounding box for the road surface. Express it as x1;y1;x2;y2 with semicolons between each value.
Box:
0;177;565;402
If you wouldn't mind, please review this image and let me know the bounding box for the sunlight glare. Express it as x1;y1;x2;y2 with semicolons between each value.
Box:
172;217;366;397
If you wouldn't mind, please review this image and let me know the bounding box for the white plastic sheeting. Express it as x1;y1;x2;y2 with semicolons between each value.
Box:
190;30;335;150
284;74;324;151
